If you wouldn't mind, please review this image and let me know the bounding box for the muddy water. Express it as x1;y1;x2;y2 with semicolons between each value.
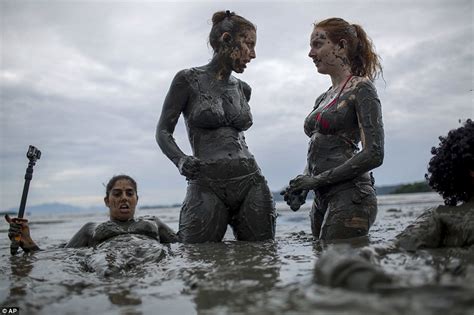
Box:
1;193;473;314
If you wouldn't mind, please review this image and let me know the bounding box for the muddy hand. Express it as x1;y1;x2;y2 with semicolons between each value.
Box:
290;190;308;211
281;188;307;211
5;214;38;253
288;175;318;193
280;187;291;202
6;214;22;255
5;214;28;241
178;156;201;180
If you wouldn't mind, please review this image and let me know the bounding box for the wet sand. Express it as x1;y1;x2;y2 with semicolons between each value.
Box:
1;192;473;314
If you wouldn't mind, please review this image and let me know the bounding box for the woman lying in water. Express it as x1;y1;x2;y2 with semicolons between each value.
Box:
5;174;178;254
314;119;474;291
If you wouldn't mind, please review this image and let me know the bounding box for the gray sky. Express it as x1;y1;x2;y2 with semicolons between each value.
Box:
1;0;472;209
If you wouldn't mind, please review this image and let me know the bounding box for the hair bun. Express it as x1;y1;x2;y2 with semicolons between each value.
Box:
212;11;227;25
212;10;236;25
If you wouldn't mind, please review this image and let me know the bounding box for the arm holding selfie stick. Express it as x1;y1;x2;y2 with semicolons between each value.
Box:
6;145;41;255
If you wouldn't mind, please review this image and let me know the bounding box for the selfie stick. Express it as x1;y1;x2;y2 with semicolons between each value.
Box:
11;145;41;255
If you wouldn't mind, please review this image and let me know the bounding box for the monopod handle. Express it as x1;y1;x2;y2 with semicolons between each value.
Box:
11;145;41;255
17;145;41;218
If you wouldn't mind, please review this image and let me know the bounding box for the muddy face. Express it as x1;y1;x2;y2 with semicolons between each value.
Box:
308;27;348;75
104;179;138;222
229;28;256;73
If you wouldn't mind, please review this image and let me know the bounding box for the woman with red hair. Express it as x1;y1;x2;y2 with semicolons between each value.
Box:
283;18;384;241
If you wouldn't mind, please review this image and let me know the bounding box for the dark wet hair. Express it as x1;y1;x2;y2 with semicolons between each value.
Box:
425;119;474;206
209;10;256;53
105;175;138;198
315;18;382;81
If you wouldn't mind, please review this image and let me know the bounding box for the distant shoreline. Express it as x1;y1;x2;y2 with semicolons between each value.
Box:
2;181;432;213
271;180;432;202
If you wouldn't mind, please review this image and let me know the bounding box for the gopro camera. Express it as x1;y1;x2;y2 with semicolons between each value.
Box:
26;145;41;162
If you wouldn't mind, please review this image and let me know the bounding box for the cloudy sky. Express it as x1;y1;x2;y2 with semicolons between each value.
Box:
1;0;472;209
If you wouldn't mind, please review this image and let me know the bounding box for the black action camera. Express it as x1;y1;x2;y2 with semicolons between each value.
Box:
26;145;41;162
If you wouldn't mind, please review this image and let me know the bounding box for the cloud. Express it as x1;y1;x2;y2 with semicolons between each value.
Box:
1;0;472;208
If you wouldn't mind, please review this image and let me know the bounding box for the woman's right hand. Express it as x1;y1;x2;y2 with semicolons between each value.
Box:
178;156;201;180
4;214;39;252
280;188;308;211
5;215;29;240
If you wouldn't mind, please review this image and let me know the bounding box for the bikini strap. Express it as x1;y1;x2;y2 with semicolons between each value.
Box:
321;75;353;110
335;75;353;101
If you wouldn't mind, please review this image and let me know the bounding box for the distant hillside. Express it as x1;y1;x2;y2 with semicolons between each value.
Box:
391;181;432;194
2;202;100;215
272;181;432;201
375;185;400;195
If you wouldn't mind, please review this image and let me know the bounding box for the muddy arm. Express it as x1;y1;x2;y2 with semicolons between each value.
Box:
282;165;310;211
395;208;442;251
153;217;179;243
5;215;40;253
314;80;384;187
65;222;96;248
289;81;384;192
155;70;190;168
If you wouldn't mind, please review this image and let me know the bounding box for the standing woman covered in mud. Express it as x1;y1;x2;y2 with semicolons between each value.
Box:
283;18;384;240
156;11;276;243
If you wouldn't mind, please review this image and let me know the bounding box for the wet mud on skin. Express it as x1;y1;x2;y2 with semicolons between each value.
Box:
1;193;473;315
288;66;384;241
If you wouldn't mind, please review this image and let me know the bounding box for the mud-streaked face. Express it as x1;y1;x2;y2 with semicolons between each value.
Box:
229;28;257;73
105;179;138;222
308;27;347;75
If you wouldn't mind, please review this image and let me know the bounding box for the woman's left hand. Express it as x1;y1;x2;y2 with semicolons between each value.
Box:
288;175;319;193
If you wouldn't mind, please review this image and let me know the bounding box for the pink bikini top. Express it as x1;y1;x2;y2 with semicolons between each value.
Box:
314;75;353;130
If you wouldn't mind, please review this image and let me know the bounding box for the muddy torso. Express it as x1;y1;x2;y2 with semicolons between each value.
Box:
181;67;259;178
184;67;252;132
304;84;362;177
91;217;160;246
